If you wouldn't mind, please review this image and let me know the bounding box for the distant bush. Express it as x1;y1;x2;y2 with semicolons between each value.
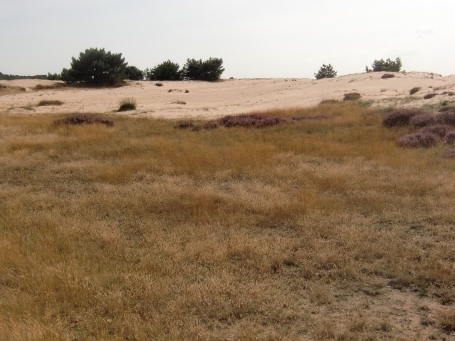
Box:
381;73;395;79
424;93;437;100
33;83;66;90
54;114;113;127
37;100;64;106
444;131;455;144
441;148;455;158
314;64;337;80
125;66;144;80
383;109;424;127
146;60;181;81
217;113;292;128
409;87;421;95
118;97;137;112
397;133;437;148
420;125;452;138
343;93;361;101
60;48;127;85
181;58;224;81
410;113;436;128
155;82;163;87
47;73;61;81
367;57;402;72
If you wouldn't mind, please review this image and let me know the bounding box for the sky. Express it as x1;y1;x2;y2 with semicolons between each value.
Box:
1;0;455;78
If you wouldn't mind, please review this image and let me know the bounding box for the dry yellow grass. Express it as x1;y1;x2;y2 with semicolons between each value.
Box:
0;102;454;340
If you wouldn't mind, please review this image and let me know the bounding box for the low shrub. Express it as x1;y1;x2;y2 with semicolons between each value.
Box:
410;113;436;128
381;73;395;79
314;64;337;80
343;93;361;101
383;109;425;127
218;113;293;128
397;133;437;148
33;83;66;90
118;97;136;112
442;91;455;96
292;114;333;121
368;57;402;72
439;106;455;112
419;125;452;138
439;112;455;125
172;100;186;105
37;100;64;106
423;93;437;100
319;99;340;105
155;82;163;87
174;121;194;129
53;114;113;127
444;131;455;145
441;148;455;158
409;87;421;95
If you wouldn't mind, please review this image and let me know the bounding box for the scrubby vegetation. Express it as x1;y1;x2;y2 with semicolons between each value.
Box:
314;64;337;80
37;100;64;106
145;60;181;81
366;57;402;72
1;102;454;340
53;113;114;126
343;92;361;101
381;73;395;79
424;93;437;100
410;87;421;95
118;97;137;111
125;66;144;80
382;108;424;127
181;58;225;81
397;132;437;147
0;71;47;80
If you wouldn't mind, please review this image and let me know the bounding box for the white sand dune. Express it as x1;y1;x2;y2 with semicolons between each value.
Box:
1;71;454;118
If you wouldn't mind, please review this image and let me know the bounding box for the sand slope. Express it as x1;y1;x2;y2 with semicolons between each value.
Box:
1;72;454;118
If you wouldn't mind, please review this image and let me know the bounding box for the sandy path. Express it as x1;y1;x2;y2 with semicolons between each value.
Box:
1;72;454;118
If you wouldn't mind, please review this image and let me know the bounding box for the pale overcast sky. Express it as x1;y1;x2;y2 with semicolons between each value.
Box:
1;0;454;78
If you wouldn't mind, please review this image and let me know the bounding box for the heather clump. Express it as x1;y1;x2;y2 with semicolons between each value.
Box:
444;131;455;145
409;87;421;95
409;113;436;128
381;73;395;79
419;125;452;138
441;148;455;158
439;112;455;125
397;133;437;148
53;114;113;127
203;120;220;129
217;113;293;128
439;106;455;112
382;109;425;127
174;120;195;129
319;99;340;105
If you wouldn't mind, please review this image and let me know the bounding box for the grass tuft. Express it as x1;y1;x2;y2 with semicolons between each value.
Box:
343;92;361;101
118;97;137;111
381;73;395;79
424;93;437;100
409;86;421;95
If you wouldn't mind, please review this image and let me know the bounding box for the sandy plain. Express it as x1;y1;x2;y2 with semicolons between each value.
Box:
1;71;455;118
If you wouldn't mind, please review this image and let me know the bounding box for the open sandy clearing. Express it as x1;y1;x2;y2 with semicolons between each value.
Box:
1;71;454;118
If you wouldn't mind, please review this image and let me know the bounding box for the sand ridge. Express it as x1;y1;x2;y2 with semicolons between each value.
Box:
1;71;454;118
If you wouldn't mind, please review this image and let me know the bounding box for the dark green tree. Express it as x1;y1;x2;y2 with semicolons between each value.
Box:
182;58;224;81
60;48;127;85
125;66;144;80
369;57;402;72
314;64;337;80
146;60;181;81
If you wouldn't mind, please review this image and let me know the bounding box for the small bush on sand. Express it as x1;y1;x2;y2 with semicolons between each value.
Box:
423;93;437;100
397;133;437;148
444;131;455;145
118;97;137;112
155;82;163;87
368;57;402;72
381;73;395;79
409;87;421;95
410;113;436;128
441;148;455;158
172;100;186;105
343;93;361;101
53;114;113;127
383;109;424;127
314;64;337;80
419;125;452;138
37;100;64;106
